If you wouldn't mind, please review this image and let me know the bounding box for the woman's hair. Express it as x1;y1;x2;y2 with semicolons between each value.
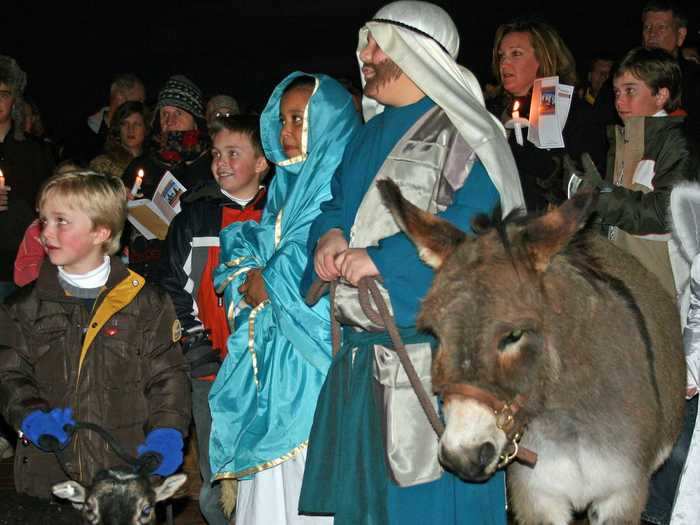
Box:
108;101;151;150
614;47;682;112
492;19;577;89
38;171;127;255
282;75;316;96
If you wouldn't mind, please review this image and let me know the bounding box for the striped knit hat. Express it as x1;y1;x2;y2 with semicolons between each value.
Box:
156;74;205;119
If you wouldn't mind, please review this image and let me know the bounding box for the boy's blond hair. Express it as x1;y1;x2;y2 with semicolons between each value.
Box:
38;170;127;255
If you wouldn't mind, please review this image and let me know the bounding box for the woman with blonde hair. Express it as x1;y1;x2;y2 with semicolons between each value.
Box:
487;18;606;212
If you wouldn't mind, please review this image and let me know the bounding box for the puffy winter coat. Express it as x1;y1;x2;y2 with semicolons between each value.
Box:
0;257;190;498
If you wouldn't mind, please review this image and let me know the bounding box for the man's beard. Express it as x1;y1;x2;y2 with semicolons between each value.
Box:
363;58;403;97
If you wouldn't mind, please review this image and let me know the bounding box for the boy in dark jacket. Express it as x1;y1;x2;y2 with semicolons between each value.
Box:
0;170;190;499
157;115;268;524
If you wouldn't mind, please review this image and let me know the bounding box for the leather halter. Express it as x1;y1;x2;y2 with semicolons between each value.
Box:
440;383;538;467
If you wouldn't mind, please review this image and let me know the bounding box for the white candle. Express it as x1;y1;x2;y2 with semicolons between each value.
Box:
131;169;144;196
512;101;524;146
0;168;5;188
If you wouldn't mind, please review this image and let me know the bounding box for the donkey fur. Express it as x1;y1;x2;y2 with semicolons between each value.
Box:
378;180;686;525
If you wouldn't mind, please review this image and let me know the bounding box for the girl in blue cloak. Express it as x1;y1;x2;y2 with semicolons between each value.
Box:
209;72;361;524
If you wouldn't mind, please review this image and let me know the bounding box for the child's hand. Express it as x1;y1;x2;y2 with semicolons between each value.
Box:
137;428;183;477
20;407;75;450
238;268;269;308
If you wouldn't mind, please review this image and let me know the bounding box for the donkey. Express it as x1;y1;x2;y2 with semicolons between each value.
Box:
378;180;686;525
51;469;186;524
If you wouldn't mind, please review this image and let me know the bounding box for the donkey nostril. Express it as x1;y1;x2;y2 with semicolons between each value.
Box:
478;442;496;468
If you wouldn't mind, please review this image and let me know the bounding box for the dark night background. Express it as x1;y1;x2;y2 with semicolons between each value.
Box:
2;0;699;141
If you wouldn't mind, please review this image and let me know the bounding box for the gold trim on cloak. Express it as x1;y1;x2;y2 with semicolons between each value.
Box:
213;441;308;481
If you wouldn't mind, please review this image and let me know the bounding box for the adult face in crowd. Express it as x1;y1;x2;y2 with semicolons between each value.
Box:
114;102;148;157
110;81;145;112
0;82;13;130
589;58;614;98
492;20;577;98
358;33;423;107
642;7;687;57
107;75;145;126
160;106;196;133
205;95;239;128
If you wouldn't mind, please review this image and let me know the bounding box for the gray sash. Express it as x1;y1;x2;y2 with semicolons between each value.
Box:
335;106;475;486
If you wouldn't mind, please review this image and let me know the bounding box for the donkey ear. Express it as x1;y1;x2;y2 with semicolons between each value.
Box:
154;473;187;502
377;179;466;269
524;191;596;272
52;480;87;504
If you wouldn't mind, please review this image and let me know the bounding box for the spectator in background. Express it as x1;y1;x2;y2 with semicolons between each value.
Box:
90;101;150;179
22;96;59;162
64;73;145;164
579;54;614;105
158;115;268;525
122;74;212;280
205;94;240;129
642;0;700;133
0;55;54;302
682;45;700;65
487;19;607;212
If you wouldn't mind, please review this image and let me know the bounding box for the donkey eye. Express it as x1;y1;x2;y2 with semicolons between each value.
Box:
141;505;153;517
499;329;524;350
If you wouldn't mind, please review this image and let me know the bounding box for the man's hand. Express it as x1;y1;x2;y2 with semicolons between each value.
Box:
238;268;269;308
0;186;10;212
335;248;379;286
314;229;348;281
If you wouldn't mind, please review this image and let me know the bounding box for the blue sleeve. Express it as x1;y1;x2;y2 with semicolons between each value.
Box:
366;161;500;327
301;161;348;295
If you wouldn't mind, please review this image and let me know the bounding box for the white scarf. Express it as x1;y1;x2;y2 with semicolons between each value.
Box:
58;256;111;289
357;1;525;216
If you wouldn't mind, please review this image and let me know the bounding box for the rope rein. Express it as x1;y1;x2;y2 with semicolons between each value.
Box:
306;276;538;468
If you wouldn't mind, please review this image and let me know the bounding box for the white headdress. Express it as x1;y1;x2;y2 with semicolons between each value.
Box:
357;1;525;215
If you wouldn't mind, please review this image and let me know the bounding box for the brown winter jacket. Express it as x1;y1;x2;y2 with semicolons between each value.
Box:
0;257;191;498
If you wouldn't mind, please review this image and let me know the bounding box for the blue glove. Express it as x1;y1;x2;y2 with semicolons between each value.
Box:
137;428;183;477
20;408;75;450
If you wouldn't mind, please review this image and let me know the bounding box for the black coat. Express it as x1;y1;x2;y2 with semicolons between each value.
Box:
121;151;214;280
0;131;54;282
487;93;608;212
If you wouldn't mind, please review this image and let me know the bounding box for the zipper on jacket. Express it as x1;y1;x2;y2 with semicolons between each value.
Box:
74;289;103;481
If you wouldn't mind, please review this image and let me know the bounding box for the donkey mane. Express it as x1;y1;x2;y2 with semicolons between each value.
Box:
471;207;609;290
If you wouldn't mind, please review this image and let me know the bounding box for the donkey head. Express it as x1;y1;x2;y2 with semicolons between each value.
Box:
51;469;186;525
378;179;595;481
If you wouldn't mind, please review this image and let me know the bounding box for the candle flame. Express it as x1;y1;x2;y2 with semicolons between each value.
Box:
137;169;144;178
513;101;520;112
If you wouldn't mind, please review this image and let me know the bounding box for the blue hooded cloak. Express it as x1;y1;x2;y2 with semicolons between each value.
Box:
209;72;361;479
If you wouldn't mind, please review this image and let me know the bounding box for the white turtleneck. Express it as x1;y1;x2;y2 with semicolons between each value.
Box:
58;256;111;289
220;187;262;207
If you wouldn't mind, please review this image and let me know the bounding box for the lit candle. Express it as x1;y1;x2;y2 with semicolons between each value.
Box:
0;169;5;212
512;101;524;146
131;169;144;196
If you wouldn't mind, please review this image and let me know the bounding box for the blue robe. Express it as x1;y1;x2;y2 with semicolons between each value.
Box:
300;97;506;524
208;72;361;479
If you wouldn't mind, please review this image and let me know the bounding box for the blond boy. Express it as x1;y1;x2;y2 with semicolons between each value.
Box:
0;171;190;499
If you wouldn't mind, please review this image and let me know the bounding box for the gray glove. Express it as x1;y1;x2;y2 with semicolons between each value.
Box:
563;153;613;195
